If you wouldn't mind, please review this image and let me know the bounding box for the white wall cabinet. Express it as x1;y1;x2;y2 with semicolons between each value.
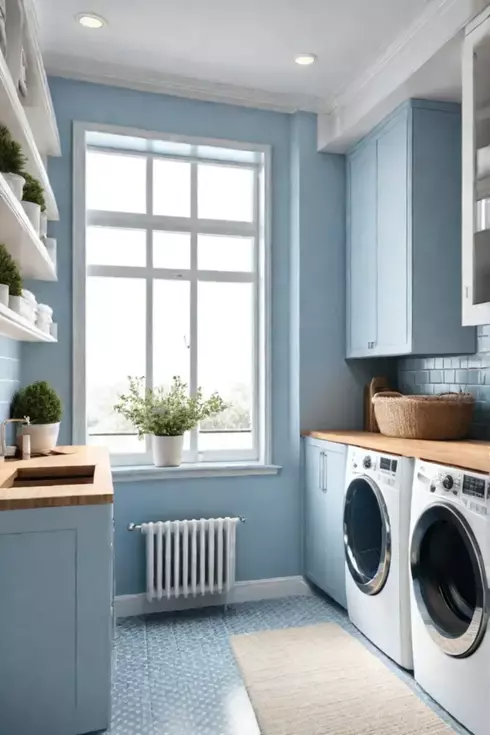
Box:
462;8;490;324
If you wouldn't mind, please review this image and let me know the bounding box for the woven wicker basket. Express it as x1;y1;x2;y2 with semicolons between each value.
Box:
372;391;475;440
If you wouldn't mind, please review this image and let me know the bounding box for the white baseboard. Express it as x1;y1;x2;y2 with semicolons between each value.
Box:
115;575;313;618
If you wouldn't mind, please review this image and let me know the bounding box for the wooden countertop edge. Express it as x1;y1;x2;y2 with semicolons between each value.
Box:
0;493;114;511
302;430;490;473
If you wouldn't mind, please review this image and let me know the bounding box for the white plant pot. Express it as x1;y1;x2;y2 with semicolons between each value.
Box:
40;211;48;238
8;295;22;314
22;201;41;234
17;423;60;454
152;435;184;467
0;283;8;307
4;172;25;200
44;237;57;269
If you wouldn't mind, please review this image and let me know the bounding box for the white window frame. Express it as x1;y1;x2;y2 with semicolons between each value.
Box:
72;122;271;467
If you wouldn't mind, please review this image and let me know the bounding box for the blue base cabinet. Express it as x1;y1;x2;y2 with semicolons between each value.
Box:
347;99;476;358
304;437;347;609
0;504;113;735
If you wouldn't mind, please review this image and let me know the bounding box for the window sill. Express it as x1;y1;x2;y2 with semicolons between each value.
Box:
111;462;282;483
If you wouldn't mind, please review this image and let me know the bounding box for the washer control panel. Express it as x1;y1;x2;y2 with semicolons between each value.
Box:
422;463;490;517
350;449;398;479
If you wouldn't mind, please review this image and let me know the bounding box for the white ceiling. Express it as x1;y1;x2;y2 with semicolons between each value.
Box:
37;0;433;110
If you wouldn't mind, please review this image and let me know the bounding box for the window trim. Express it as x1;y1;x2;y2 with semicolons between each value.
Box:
72;121;272;467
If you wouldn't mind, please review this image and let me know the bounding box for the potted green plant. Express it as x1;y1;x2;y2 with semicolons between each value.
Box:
115;376;227;467
11;381;62;454
0;244;22;311
0;125;26;200
22;173;46;235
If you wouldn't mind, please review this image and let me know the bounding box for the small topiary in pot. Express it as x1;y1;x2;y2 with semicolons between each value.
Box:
22;172;45;234
11;380;63;454
0;125;26;199
0;243;22;309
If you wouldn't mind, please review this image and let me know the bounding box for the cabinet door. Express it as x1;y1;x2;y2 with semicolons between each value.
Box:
347;139;377;357
304;440;347;608
376;112;410;354
0;505;113;735
305;442;328;589
323;447;347;609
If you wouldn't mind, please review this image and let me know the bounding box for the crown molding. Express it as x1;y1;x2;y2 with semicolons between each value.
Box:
44;52;325;115
318;0;483;151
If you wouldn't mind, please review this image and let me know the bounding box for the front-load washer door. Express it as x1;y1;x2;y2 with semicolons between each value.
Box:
344;476;391;596
411;502;489;658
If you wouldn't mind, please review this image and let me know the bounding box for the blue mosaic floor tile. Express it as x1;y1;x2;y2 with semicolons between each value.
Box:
107;592;468;735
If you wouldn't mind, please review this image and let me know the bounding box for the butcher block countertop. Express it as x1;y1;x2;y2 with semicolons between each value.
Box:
303;431;490;473
0;446;114;511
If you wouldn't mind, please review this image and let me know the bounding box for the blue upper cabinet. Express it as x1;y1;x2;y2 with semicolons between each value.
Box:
346;100;476;358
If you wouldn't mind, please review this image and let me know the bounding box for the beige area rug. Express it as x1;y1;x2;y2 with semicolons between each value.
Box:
231;623;454;735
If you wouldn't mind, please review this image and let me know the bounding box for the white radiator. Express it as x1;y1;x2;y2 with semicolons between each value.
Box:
141;517;239;602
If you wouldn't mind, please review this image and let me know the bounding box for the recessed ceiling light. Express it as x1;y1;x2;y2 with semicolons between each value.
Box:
294;53;317;66
76;12;107;29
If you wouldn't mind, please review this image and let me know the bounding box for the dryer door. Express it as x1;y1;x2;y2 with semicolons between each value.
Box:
343;476;391;596
411;502;489;657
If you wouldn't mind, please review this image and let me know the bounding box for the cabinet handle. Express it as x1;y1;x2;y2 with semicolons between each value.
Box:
318;451;323;490
322;452;328;493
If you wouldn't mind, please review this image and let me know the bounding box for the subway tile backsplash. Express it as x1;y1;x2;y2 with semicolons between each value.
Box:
397;326;490;439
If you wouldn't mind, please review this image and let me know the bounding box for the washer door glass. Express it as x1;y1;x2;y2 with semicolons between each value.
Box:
344;476;391;596
411;503;489;657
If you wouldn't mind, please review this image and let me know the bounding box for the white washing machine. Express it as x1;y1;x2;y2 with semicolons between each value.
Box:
344;447;414;669
410;460;490;735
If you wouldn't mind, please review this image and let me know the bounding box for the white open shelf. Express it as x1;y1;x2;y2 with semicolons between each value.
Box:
0;173;56;280
22;0;60;157
0;302;55;342
0;31;58;219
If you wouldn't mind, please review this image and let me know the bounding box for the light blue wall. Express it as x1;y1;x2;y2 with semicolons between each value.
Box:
290;113;392;435
0;337;20;423
21;78;369;595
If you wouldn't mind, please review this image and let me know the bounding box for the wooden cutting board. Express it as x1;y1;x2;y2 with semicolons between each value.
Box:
364;377;391;432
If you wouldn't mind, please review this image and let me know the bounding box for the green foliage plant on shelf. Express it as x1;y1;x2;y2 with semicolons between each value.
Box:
114;376;227;437
0;243;22;296
11;380;62;425
0;125;26;175
22;172;46;211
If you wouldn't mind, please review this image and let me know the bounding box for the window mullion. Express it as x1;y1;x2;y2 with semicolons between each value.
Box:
145;155;154;457
190;161;198;461
253;167;261;462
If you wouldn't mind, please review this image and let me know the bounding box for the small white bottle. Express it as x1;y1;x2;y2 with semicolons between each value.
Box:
22;433;30;461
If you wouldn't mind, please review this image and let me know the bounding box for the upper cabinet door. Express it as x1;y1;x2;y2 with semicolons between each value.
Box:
347;140;377;357
376;114;410;355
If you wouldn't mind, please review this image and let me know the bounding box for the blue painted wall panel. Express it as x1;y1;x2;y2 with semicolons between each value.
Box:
0;336;20;424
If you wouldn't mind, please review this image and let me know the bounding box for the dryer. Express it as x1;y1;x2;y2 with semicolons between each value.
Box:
344;447;414;669
410;459;490;735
